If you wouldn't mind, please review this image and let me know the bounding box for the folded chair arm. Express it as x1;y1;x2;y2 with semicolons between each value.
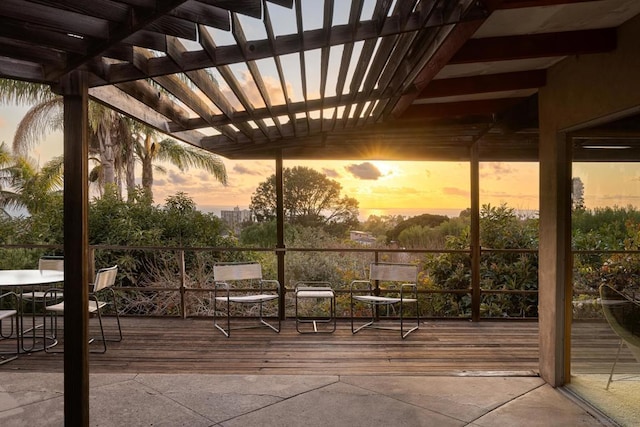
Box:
350;280;373;293
259;279;280;292
213;281;230;299
400;283;418;299
0;291;18;304
42;288;64;304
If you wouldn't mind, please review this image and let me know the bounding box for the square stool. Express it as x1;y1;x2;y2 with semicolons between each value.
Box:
295;282;336;333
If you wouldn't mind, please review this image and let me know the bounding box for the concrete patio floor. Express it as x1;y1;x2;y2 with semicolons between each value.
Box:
0;373;615;426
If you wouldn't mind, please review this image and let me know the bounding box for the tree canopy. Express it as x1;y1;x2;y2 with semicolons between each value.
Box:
386;213;450;243
250;166;359;234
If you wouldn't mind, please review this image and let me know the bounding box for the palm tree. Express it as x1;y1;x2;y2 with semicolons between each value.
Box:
0;79;228;201
0;142;63;215
133;128;227;200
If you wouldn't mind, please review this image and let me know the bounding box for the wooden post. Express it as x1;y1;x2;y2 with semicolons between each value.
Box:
275;152;286;319
58;70;91;426
179;250;186;318
538;131;572;386
470;142;481;322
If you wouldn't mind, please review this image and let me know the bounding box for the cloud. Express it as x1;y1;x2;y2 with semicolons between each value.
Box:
480;163;515;179
323;168;340;178
221;71;290;110
443;187;469;197
168;171;190;185
344;162;382;180
232;163;263;175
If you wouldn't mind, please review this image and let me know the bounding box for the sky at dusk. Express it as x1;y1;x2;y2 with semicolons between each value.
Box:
0;0;637;219
0;101;542;220
5;100;640;220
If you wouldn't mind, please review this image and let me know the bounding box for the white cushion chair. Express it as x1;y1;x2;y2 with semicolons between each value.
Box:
213;262;280;337
0;292;19;365
599;283;640;389
20;255;64;345
350;262;420;339
44;265;122;353
295;281;336;334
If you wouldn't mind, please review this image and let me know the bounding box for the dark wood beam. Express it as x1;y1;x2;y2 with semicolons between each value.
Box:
450;28;617;64
401;98;528;120
389;0;505;119
52;0;191;80
499;0;600;9
98;7;484;85
419;70;546;99
0;57;44;82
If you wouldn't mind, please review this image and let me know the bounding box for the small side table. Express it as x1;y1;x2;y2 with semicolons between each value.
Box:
295;282;336;333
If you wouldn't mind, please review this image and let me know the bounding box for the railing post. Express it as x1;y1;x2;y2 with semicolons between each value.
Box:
470;141;481;322
374;250;380;319
275;151;286;320
89;247;95;283
179;250;186;318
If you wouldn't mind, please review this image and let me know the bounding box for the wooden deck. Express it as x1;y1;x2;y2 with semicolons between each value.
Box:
2;317;634;376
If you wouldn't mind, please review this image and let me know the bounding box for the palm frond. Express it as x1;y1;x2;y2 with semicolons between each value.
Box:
13;98;64;155
155;138;228;185
0;79;56;105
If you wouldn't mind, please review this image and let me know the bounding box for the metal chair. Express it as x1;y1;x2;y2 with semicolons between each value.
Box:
0;292;19;365
20;255;64;346
599;283;640;389
350;262;420;339
295;281;336;334
44;265;122;353
213;262;280;337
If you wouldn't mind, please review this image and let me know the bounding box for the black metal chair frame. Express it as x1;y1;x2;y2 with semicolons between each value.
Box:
44;265;122;354
295;281;336;334
0;291;19;365
350;262;419;339
213;262;281;338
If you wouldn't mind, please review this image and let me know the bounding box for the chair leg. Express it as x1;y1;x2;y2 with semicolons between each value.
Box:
89;290;123;353
43;309;63;354
351;297;375;335
214;298;280;337
0;314;19;365
606;339;624;390
105;289;123;343
213;297;231;337
93;304;107;354
258;301;280;333
399;298;420;339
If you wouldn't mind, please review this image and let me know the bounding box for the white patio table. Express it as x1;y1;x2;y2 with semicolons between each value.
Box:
0;269;64;352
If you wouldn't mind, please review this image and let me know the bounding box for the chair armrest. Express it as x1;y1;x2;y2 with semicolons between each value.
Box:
212;281;231;303
350;280;372;293
0;291;18;303
42;288;64;303
400;283;418;299
260;279;280;292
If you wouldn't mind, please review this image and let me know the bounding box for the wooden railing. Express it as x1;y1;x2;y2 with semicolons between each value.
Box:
0;243;541;320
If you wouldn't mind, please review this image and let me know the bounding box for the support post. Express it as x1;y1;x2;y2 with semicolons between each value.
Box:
59;70;91;426
470;142;481;322
275;152;286;320
538;131;572;386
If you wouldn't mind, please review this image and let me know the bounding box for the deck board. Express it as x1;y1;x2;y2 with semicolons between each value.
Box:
1;317;636;376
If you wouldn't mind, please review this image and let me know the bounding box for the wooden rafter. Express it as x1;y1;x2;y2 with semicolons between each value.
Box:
0;0;636;161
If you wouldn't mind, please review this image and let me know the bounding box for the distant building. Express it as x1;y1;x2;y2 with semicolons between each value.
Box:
220;206;253;234
349;230;376;246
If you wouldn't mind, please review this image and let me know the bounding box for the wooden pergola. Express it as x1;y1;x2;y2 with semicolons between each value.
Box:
2;1;640;425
